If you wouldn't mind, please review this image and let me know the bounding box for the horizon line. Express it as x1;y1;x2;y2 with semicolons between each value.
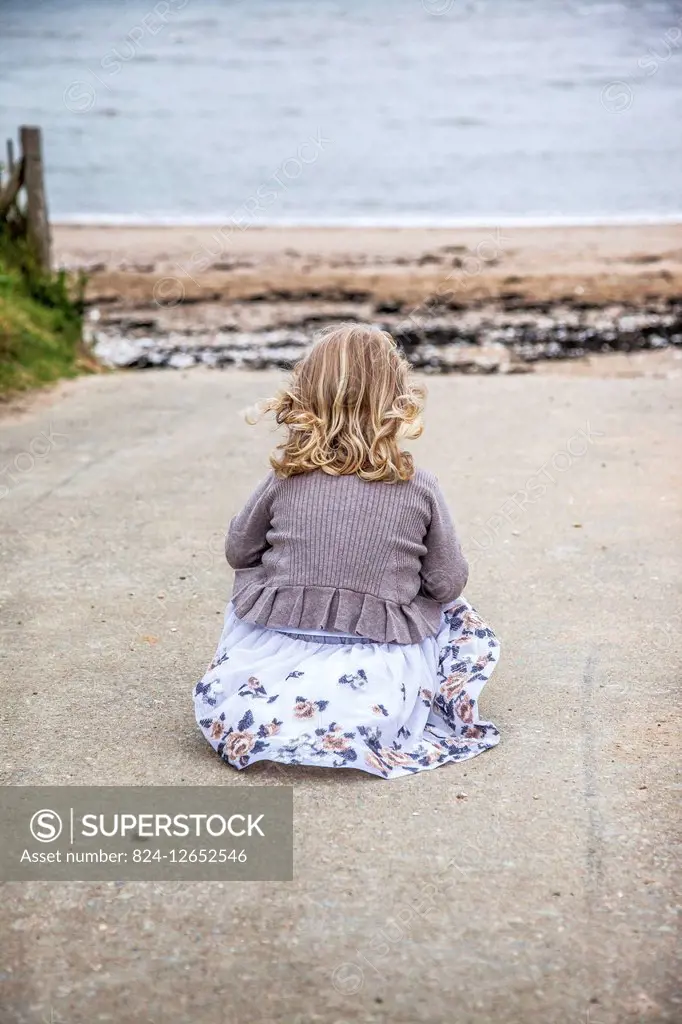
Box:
52;212;682;230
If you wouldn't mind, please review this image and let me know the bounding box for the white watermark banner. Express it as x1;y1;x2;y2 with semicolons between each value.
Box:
0;786;293;881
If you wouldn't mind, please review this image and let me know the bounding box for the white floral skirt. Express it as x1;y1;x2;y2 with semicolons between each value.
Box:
193;599;500;780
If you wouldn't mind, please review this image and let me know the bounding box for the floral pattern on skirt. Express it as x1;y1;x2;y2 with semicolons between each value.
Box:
193;599;500;780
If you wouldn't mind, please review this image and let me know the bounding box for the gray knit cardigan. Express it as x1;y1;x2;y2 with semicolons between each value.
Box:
225;468;468;644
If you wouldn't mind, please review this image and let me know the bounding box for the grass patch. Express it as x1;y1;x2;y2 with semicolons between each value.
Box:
0;230;95;396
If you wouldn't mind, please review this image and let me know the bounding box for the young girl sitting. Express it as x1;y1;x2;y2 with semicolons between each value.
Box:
193;324;500;780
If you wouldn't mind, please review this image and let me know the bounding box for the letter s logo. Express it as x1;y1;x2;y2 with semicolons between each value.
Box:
30;809;63;843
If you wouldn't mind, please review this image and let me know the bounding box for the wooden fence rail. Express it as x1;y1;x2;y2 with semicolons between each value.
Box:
0;125;51;271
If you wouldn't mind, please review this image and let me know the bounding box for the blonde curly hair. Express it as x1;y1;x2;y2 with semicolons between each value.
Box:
258;323;425;482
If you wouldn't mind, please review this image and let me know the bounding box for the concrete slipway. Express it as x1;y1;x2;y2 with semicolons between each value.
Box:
0;368;679;1023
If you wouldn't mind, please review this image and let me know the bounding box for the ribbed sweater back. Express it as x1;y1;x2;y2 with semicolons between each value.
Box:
225;468;468;644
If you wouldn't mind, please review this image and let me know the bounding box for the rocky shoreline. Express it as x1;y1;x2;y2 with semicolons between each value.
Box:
91;298;682;374
55;222;682;374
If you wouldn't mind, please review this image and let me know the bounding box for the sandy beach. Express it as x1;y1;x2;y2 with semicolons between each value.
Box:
52;221;682;375
56;222;682;307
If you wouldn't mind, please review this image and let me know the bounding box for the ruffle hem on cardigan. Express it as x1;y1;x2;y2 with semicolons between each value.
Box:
231;567;441;645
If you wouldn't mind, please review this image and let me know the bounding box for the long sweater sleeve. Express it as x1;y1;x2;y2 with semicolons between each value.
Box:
225;473;278;569
419;478;469;603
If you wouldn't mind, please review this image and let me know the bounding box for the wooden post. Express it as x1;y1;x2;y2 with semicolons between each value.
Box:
20;126;51;270
0;157;24;219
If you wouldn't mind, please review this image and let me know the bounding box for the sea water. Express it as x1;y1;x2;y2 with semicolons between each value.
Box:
1;0;681;223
